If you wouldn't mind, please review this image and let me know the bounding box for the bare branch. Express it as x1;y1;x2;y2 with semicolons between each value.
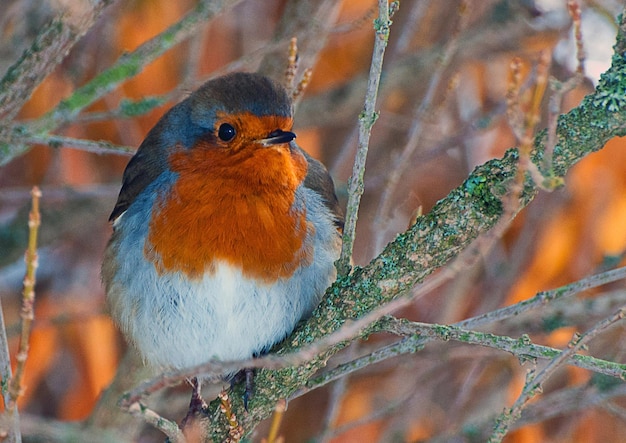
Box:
338;0;398;274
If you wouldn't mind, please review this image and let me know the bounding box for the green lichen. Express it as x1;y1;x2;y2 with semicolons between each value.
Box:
433;324;452;341
463;173;503;217
373;17;390;35
541;313;568;332
592;53;626;112
119;96;166;117
591;372;624;392
0;20;64;93
65;56;142;110
516;334;532;347
461;423;483;443
464;174;487;194
358;109;380;128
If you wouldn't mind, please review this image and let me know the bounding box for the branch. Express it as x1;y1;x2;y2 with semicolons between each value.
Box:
201;9;626;438
382;318;626;381
23;134;134;156
9;187;42;408
488;308;626;442
372;0;469;253
257;0;343;81
431;381;626;442
0;0;243;166
338;0;397;274
0;1;112;121
0;187;41;443
305;275;626;394
296;3;567;128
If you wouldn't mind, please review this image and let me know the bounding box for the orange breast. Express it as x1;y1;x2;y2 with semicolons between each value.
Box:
144;138;312;282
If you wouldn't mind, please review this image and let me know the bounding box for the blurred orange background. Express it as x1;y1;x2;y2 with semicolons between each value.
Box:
1;0;626;441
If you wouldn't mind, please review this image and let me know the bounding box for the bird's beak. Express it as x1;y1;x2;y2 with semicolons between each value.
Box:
258;129;296;147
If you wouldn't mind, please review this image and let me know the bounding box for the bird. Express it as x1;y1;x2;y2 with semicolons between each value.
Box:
101;72;343;408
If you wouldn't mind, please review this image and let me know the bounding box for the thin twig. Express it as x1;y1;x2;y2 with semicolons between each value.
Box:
180;23;207;91
304;267;626;394
392;0;430;55
299;336;424;399
74;95;169;123
284;37;299;91
337;0;398;275
506;57;524;140
125;401;185;443
318;376;419;442
457;265;626;330
543;0;585;180
0;299;19;443
218;390;244;442
8;187;42;409
1;187;42;443
291;69;312;107
24;134;135;156
0;295;14;404
435;382;626;441
257;0;342;82
517;49;552;188
263;399;286;443
331;4;377;34
284;37;313;107
488;307;626;442
372;0;469;254
386;318;626;380
315;344;358;443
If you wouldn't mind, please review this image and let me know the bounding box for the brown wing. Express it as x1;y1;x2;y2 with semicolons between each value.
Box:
109;134;169;222
294;144;344;232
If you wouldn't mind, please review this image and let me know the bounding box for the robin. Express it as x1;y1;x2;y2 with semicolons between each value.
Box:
101;72;343;406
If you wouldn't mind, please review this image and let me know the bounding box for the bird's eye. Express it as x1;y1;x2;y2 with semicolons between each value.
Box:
217;123;236;142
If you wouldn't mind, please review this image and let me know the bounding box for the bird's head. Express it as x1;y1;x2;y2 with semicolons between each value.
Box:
186;72;296;153
110;72;303;222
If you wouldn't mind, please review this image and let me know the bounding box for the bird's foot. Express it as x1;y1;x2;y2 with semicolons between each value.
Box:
180;377;209;436
231;368;256;410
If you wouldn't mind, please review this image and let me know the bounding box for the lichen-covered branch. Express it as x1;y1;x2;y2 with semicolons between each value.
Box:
383;318;626;381
0;1;112;121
